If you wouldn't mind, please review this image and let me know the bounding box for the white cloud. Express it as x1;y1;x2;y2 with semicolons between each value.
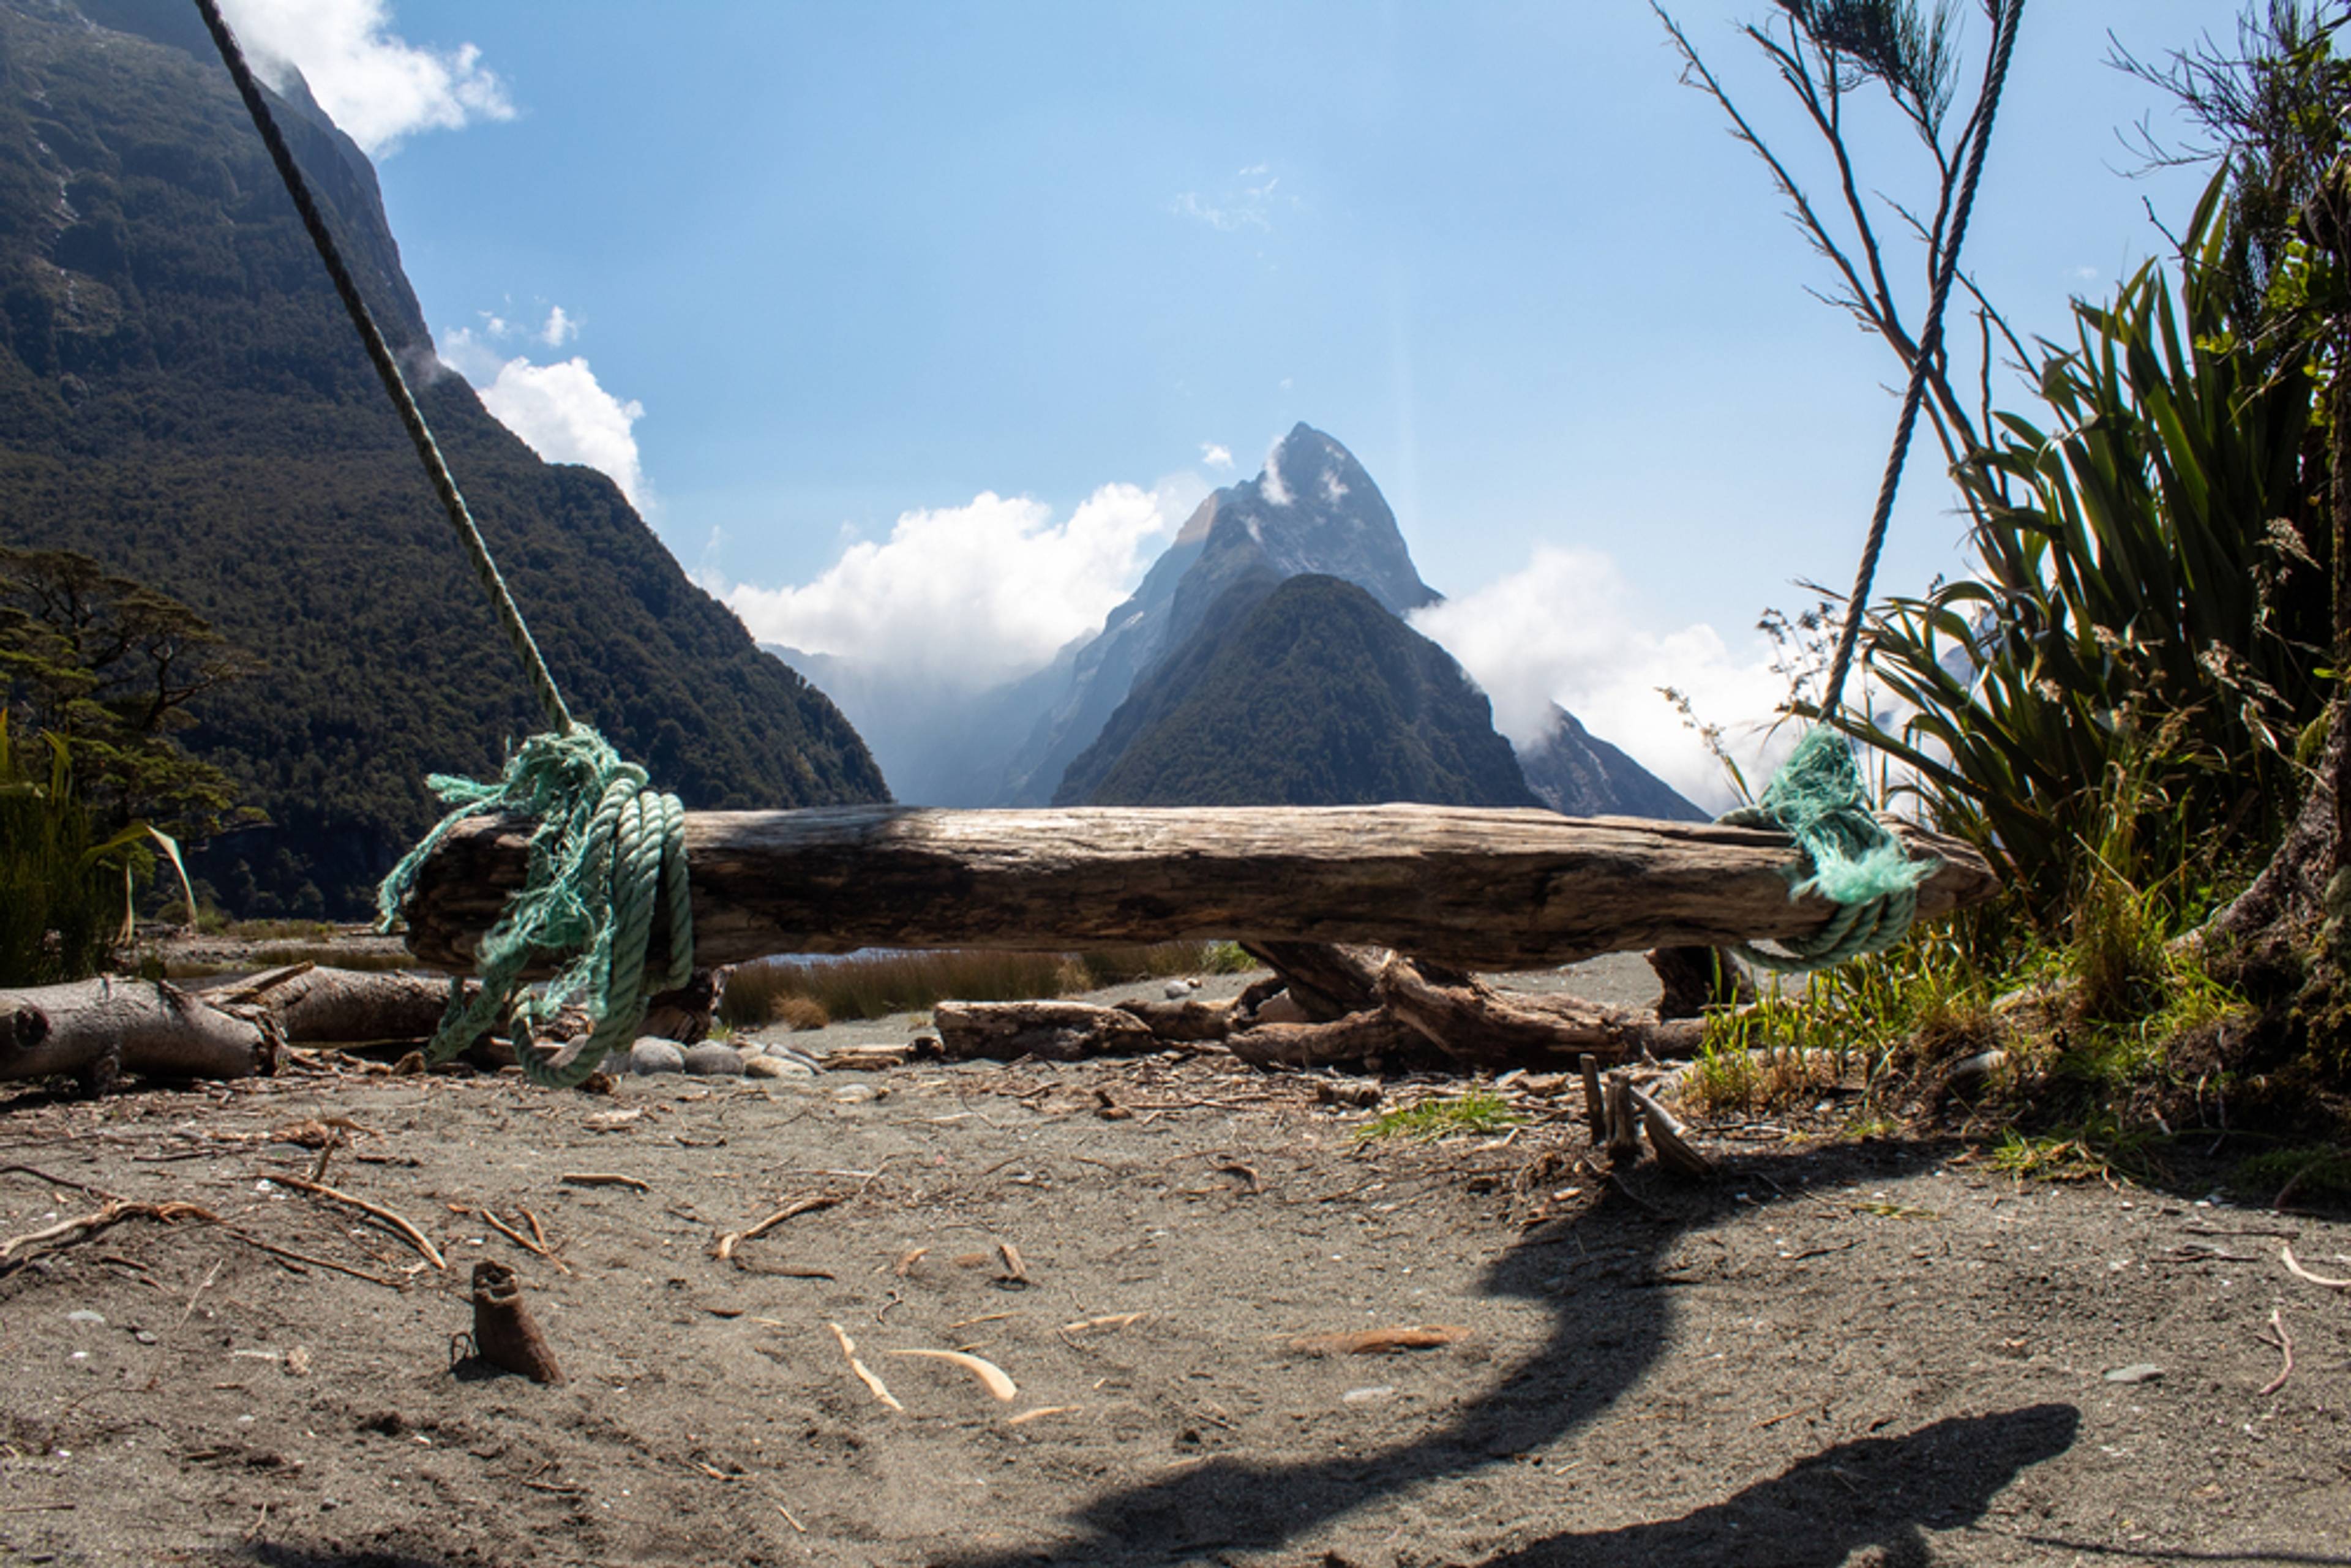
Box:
722;481;1202;692
1409;546;1793;813
540;306;577;347
440;327;648;509
219;0;514;156
1169;162;1292;233
1201;443;1234;470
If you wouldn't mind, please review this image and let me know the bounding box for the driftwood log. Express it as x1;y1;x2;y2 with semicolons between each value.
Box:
397;806;1999;973
1;978;277;1090
932;1001;1159;1062
202;962;456;1045
1376;955;1708;1068
1224;1008;1438;1070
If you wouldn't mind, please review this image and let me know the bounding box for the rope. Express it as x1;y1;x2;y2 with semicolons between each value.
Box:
1730;0;2026;972
195;0;691;1084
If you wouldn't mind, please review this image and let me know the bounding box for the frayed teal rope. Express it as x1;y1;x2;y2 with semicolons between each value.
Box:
375;726;692;1087
1718;729;1935;973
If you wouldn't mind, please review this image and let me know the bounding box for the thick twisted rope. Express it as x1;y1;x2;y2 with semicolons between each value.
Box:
1731;0;2025;971
197;0;689;1082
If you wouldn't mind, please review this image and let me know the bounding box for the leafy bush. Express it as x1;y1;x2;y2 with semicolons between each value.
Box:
0;715;146;984
1842;186;2331;922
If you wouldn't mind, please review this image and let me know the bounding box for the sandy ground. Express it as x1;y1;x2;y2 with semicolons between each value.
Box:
2;959;2347;1568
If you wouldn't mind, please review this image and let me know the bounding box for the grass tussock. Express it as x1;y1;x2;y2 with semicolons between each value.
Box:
717;940;1254;1030
1354;1091;1521;1144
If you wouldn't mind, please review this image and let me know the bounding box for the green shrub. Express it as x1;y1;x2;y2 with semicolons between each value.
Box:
0;716;147;985
1842;185;2330;925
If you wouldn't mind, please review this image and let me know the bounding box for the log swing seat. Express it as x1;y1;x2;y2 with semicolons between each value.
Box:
170;0;2013;1095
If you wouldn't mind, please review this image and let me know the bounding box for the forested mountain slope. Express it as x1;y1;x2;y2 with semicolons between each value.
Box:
0;0;885;915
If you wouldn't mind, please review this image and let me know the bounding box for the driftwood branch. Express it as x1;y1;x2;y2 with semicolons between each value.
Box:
933;1001;1158;1062
1376;956;1707;1068
0;978;276;1089
397;806;1999;973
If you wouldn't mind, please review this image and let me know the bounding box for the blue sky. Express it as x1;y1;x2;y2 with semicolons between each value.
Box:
222;0;2220;804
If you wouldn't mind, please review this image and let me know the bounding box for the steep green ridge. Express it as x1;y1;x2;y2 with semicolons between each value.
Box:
0;1;886;915
1070;574;1539;809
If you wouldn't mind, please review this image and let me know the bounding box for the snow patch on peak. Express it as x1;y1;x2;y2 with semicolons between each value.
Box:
1321;469;1349;504
1258;434;1292;507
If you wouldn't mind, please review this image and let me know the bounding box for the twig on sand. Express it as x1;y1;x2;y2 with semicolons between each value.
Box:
474;1206;571;1274
0;1163;118;1201
269;1175;446;1271
827;1321;902;1411
2258;1308;2295;1397
219;1227;404;1288
559;1171;650;1191
2282;1242;2351;1289
1;1199;216;1264
714;1195;841;1262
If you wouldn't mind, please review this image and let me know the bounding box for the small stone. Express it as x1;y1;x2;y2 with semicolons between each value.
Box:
66;1310;104;1326
1341;1385;1396;1405
1163;979;1191;1000
132;1329;156;1346
832;1082;881;1105
744;1054;814;1081
629;1037;686;1075
682;1043;747;1076
2104;1363;2163;1385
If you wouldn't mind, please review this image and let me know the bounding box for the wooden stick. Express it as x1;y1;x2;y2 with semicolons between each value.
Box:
2282;1242;2351;1289
714;1195;841;1262
398;806;1999;972
1;1199;216;1262
2259;1308;2295;1397
474;1207;571;1274
560;1171;650;1191
269;1175;446;1271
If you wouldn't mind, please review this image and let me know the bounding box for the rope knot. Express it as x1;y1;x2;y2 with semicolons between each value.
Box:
377;724;692;1087
1718;729;1935;972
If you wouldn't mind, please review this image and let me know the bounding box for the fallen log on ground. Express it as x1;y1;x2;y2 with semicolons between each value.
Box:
1238;941;1385;1022
1376;955;1708;1068
396;805;1999;973
1111;996;1237;1043
933;1000;1159;1062
1;978;277;1090
1224;1008;1441;1071
201;962;454;1045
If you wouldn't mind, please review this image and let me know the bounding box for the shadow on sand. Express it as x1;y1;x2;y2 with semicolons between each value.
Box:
933;1141;2079;1568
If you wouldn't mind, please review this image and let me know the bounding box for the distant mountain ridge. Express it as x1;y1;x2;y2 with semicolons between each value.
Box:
0;0;887;915
996;424;1440;806
768;423;1700;822
1060;573;1539;810
1517;705;1707;821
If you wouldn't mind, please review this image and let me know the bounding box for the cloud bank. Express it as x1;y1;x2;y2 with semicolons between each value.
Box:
724;481;1202;692
1410;546;1791;812
219;0;514;156
440;323;648;509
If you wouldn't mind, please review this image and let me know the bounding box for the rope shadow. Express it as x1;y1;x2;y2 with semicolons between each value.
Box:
939;1140;2077;1568
1473;1403;2080;1568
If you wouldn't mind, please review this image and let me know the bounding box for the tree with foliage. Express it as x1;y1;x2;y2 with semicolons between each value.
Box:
0;546;257;842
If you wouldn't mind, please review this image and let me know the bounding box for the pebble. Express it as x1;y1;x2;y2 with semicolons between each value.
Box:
681;1043;747;1076
2104;1363;2163;1384
628;1037;686;1075
832;1082;882;1105
744;1055;814;1081
66;1310;104;1326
